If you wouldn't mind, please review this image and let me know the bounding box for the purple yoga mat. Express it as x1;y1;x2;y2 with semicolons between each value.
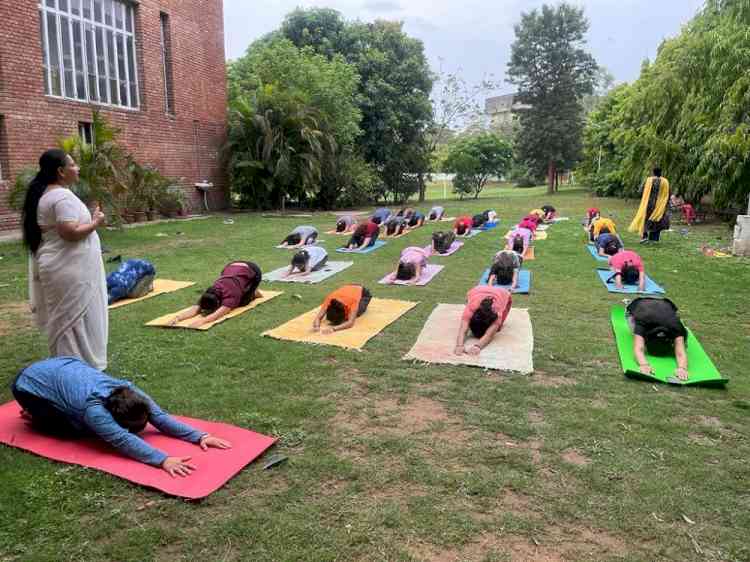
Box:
378;264;445;286
423;241;464;257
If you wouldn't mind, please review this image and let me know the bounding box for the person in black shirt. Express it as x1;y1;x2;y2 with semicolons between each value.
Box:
626;297;689;380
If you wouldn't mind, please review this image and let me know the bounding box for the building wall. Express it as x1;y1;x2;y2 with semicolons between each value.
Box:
0;0;228;231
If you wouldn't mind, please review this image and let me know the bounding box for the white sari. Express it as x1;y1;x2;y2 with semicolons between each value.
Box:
29;187;108;369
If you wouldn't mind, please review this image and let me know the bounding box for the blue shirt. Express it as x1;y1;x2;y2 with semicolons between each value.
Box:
596;233;622;251
372;208;391;223
15;358;205;466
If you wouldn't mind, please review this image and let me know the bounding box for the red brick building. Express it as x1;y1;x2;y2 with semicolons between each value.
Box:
0;0;228;231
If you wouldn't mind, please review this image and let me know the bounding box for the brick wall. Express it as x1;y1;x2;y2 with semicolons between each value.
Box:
0;0;228;231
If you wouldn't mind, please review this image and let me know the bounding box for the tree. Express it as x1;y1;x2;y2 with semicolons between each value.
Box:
444;133;513;199
507;3;598;193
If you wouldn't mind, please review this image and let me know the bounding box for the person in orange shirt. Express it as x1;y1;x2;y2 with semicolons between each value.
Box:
312;284;372;334
454;286;512;355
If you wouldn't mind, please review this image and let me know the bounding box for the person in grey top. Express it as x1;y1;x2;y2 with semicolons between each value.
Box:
280;225;318;248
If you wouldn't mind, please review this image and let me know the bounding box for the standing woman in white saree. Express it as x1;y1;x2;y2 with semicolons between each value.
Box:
22;149;109;369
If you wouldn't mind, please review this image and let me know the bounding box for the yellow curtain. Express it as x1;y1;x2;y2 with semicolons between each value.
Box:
628;177;670;234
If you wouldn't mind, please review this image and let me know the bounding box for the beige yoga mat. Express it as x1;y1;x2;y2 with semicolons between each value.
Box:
109;280;196;310
146;291;283;330
404;305;534;373
262;298;418;350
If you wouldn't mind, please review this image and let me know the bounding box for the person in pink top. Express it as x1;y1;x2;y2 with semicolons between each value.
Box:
455;286;512;356
387;246;431;284
608;250;645;292
505;227;533;255
517;217;538;232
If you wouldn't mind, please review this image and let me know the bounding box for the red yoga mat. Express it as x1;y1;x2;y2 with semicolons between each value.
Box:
0;401;276;499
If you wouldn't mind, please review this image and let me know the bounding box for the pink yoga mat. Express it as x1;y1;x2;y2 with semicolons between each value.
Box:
378;264;444;286
0;401;276;499
423;241;464;257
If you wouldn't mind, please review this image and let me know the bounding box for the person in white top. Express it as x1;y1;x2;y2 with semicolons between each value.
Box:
285;246;329;277
22;149;108;370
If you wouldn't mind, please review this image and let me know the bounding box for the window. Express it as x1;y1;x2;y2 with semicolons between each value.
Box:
160;12;175;115
78;121;93;144
38;0;139;109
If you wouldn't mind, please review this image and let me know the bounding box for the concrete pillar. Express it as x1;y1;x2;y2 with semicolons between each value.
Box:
732;194;750;256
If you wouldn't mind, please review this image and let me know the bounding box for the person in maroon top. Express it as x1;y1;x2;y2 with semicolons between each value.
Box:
169;261;263;328
344;219;380;250
453;216;474;237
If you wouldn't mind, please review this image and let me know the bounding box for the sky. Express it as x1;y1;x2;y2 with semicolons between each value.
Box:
223;0;706;93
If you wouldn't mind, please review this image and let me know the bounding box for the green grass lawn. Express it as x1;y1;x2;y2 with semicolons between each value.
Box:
1;186;748;562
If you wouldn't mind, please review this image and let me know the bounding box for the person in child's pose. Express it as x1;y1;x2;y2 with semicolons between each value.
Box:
371;207;392;225
596;232;624;257
11;357;232;477
312;284;372;334
488;250;523;289
335;215;356;233
453;216;474;237
455;286;512;356
384;216;408;237
505;226;533;255
607;249;646;292
626;297;689;380
592;217;617;240
396;207;415;219
169;261;263;328
345;220;380;250
284;247;329;277
279;225;318;248
407;211;425;228
427;206;445;221
388;246;430;285
432;231;456;254
541;205;557;221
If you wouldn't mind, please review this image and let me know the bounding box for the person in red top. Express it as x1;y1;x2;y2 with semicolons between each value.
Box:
455;286;512;355
170;261;263;328
313;284;372;334
453;216;474;237
344;219;380;250
517;217;538;232
608;249;645;292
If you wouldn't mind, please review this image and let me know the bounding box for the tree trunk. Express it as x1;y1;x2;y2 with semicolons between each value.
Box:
547;160;556;194
418;173;426;202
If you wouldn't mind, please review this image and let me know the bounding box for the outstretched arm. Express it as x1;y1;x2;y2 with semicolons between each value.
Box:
511;270;519;290
190;305;231;328
411;263;423;284
455;319;470;354
614;272;624;289
312;306;327;331
674;336;688;380
470;318;502;354
638;271;646;292
170;305;200;326
633;335;652;374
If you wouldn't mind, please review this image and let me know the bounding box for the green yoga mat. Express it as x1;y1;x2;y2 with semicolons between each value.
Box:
610;305;728;387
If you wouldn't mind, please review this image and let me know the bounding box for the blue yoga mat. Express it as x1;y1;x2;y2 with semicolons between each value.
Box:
335;240;386;254
480;221;499;231
596;269;665;294
586;244;609;262
478;269;531;294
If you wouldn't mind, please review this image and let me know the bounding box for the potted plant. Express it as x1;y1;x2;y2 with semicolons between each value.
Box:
158;186;187;218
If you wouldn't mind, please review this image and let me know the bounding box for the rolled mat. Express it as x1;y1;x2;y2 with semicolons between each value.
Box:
264;261;353;284
587;244;610;262
262;298;418;350
596;269;665;295
336;240;387;254
146;290;283;330
479;269;531;294
610;305;727;386
0;401;276;499
424;241;464;257
379;264;445;286
109;279;196;310
404;305;533;374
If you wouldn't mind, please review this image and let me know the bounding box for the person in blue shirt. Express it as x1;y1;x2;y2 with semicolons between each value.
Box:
596;232;624;257
11;357;232;478
106;259;156;305
371;207;392;225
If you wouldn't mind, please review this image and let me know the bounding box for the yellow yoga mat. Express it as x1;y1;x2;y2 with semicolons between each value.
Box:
146;291;283;330
109;279;196;310
262;298;418;350
535;231;548;241
523;246;536;261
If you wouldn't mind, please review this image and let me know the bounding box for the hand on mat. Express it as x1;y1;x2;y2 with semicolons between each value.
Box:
454;345;465;355
190;318;207;328
639;362;653;375
467;344;482;356
168;317;180;327
321;327;334;335
162;456;197;478
199;434;232;451
674;366;689;381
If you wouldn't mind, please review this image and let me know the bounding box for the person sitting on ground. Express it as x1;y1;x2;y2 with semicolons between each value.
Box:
626;297;689;381
596;232;624;257
591;217;617;240
472;213;487;229
107;259;156;305
427;206;445;221
432;231;457;254
313;284;372;334
607;249;646;292
488;249;523;289
384;215;408;237
396;207;415;219
279;225;318;248
169;261;263;328
407;210;425;229
505;226;533;256
388;246;431;285
11;357;232;477
345;219;380;250
284;246;328;278
335;215;356;233
453;216;474;237
371;207;392;225
454;286;512;356
541;205;557;221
